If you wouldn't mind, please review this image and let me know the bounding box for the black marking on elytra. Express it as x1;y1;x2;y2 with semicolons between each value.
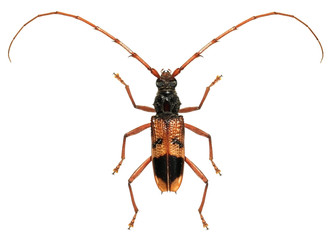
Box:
169;156;184;184
153;156;167;185
153;155;184;191
152;138;163;148
171;138;184;148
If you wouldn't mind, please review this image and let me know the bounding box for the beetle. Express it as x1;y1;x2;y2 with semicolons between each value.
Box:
8;11;323;229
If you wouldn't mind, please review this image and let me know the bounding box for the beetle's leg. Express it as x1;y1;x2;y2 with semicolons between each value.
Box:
185;123;221;175
127;156;152;229
113;73;155;112
179;75;222;113
185;157;209;229
112;123;151;174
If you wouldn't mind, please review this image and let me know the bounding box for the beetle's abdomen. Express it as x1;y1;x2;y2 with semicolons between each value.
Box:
151;115;185;192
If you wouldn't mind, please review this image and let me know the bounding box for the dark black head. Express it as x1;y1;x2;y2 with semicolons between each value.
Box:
153;70;181;116
156;69;177;93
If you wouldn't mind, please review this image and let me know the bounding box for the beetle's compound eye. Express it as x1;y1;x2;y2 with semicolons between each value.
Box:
156;80;165;88
169;80;177;88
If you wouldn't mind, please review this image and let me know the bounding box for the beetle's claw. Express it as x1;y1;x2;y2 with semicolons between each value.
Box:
112;168;118;175
128;221;134;230
215;168;221;176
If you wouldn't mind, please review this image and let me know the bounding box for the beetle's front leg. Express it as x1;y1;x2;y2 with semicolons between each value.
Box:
114;73;155;112
112;123;151;174
185;123;221;175
179;75;221;113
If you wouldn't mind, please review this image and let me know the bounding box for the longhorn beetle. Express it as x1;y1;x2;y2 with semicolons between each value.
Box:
8;11;323;229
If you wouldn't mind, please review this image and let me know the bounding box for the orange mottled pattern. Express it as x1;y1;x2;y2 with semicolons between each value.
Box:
151;117;167;158
167;117;185;158
151;116;185;158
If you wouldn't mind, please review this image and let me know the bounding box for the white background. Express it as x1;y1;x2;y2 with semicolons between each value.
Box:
0;0;329;239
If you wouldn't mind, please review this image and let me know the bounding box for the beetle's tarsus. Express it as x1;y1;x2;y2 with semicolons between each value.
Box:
210;159;221;175
112;167;119;175
113;72;128;86
128;212;138;229
112;159;124;175
215;168;221;175
209;75;222;88
199;212;209;229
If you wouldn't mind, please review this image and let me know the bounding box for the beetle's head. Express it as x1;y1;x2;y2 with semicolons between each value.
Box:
156;69;177;93
153;69;181;116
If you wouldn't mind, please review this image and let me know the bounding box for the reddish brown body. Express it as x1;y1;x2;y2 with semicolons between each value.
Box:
8;10;323;230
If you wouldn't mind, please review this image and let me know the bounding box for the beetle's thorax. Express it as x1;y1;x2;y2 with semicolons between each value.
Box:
153;70;181;117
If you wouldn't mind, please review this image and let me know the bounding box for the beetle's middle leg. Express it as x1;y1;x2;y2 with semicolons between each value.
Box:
114;73;155;112
112;123;150;174
128;156;152;229
185;157;209;229
185;123;221;175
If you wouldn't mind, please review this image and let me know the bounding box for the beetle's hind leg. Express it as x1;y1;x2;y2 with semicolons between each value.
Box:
127;156;152;229
185;157;209;229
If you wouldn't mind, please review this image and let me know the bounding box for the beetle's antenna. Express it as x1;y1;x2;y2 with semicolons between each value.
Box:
172;12;324;77
8;11;160;78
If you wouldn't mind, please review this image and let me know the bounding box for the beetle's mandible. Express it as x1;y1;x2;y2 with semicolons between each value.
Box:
8;11;323;229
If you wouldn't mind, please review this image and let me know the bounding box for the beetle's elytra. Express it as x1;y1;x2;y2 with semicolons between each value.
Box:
9;11;323;229
151;115;185;193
